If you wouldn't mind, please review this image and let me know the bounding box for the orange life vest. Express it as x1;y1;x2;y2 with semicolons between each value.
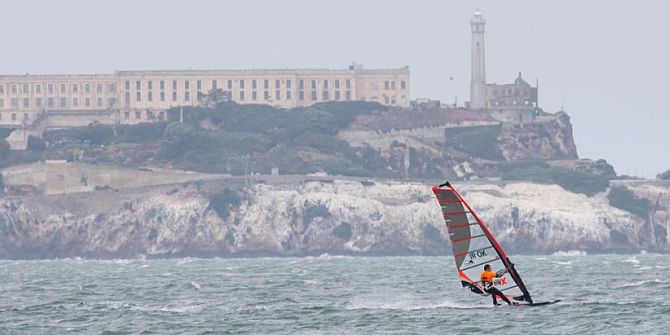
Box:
480;270;497;284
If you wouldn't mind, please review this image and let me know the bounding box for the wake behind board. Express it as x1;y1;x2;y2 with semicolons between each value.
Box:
432;181;560;307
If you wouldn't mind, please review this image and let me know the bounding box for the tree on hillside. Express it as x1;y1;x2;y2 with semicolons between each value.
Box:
161;122;196;158
0;173;4;195
68;124;114;145
0;139;10;163
607;186;651;218
27;135;46;152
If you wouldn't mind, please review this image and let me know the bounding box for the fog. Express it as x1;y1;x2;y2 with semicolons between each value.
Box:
1;0;667;177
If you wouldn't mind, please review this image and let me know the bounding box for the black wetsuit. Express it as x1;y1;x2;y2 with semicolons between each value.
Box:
485;285;511;305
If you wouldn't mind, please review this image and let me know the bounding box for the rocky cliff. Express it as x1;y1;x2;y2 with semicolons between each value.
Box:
0;179;667;259
496;112;578;161
339;109;580;179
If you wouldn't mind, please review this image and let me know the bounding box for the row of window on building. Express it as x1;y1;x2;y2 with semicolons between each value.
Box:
361;95;406;105
122;78;354;92
0;78;408;108
0;112;31;122
122;110;166;121
491;88;530;97
0;82;117;96
0;110;168;122
0;97;116;109
384;80;406;90
0;78;407;96
123;78;357;104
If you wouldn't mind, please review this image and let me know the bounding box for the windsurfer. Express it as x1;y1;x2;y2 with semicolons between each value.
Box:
480;264;514;306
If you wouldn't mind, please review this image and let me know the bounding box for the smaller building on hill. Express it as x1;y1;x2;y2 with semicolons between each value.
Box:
468;10;540;124
486;72;537;109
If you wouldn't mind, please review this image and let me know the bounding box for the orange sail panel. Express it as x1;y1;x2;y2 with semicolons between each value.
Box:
432;183;533;303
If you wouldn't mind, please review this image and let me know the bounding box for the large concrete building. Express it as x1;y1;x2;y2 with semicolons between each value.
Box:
468;10;538;120
0;64;410;127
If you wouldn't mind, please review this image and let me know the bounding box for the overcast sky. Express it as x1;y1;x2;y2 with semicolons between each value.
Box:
1;0;668;178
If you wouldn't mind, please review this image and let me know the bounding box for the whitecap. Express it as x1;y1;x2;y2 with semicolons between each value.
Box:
345;295;487;311
622;257;640;265
158;304;204;313
616;279;668;288
189;281;201;290
551;250;587;256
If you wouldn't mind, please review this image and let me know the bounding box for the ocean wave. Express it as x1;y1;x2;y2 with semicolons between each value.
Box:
616;279;669;288
622;257;640;265
345;296;488;311
551;250;587;257
188;281;201;290
318;253;353;260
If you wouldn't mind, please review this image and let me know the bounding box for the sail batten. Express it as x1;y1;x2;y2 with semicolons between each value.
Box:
461;257;502;271
450;234;487;244
432;183;534;304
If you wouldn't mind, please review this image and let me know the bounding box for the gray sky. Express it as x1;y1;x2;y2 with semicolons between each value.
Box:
2;0;668;178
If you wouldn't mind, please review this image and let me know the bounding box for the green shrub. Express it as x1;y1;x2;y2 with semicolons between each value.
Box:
0;173;5;194
78;124;114;145
0;139;9;162
323;161;373;177
293;132;340;152
501;161;609;196
551;168;609;196
313;101;385;128
115;123;166;143
500;160;550;181
27;135;46;152
160;122;196;158
209;188;243;219
445;124;503;161
0;150;43;168
0;129;12;140
333;222;353;240
158;102;376;177
607;186;650;218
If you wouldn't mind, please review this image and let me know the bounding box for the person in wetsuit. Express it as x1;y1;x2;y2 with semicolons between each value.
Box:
480;264;514;306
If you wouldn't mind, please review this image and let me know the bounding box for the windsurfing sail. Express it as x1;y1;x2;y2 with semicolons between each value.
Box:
432;181;533;304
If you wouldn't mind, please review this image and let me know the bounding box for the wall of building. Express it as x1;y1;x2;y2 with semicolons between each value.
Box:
0;66;410;127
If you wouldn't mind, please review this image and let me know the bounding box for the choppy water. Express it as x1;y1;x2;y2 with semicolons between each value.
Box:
1;254;668;334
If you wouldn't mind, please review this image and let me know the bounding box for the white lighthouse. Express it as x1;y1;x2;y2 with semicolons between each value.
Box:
470;10;487;109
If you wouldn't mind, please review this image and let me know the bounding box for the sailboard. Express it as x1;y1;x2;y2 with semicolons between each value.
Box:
432;181;560;307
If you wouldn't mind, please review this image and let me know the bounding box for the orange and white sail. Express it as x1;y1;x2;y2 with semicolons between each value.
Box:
432;182;533;303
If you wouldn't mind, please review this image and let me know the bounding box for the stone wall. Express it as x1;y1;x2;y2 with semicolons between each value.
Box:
1;162;219;195
339;120;499;153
